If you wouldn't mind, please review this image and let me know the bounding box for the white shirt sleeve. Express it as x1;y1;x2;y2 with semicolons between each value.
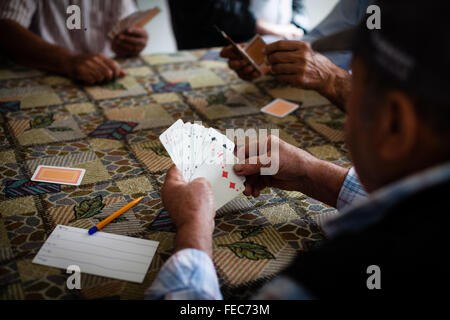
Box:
145;248;223;300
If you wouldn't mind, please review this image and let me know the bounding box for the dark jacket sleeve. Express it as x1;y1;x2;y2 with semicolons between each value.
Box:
169;0;256;50
209;0;256;40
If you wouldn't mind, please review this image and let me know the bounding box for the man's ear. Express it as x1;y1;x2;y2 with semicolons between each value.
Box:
375;91;418;162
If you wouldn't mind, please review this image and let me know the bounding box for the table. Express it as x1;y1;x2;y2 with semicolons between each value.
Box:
0;49;350;299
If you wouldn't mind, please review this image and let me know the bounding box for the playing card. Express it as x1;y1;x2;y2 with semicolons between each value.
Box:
192;123;206;172
108;7;160;39
203;141;225;166
214;26;265;73
159;119;183;167
181;122;194;181
31;165;85;186
212;128;235;152
190;153;245;210
202;128;235;165
261;98;299;118
173;127;185;170
244;34;267;70
133;7;161;28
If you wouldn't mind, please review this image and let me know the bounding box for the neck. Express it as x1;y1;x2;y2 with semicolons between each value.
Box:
370;152;450;193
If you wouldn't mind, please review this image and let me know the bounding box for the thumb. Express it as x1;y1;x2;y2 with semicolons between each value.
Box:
220;45;239;59
165;165;185;183
233;156;263;176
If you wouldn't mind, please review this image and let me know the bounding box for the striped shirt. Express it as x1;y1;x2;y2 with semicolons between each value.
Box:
0;0;137;56
336;167;368;210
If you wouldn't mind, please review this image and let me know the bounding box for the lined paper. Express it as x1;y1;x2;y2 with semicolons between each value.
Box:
33;225;159;283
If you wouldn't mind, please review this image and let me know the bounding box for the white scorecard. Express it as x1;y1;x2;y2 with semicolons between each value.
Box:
33;225;159;283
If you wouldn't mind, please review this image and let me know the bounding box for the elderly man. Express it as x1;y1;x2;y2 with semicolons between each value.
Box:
221;0;374;110
146;0;447;299
0;0;148;85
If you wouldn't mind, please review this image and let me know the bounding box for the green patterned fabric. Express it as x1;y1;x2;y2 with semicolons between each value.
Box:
0;49;350;300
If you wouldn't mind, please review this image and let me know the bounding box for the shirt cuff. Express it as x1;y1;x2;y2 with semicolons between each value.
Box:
145;248;222;300
336;167;368;210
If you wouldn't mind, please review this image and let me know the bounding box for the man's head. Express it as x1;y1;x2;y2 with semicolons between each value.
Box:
345;0;450;192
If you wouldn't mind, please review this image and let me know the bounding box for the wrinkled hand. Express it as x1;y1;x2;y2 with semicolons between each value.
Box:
233;135;317;197
112;27;148;57
220;44;261;81
234;135;349;206
161;166;216;256
266;40;337;93
66;53;125;85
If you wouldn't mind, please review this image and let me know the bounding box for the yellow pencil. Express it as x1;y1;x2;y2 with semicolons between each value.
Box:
88;196;143;235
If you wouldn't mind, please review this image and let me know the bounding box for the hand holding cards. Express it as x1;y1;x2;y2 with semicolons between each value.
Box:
215;26;268;75
160;120;245;210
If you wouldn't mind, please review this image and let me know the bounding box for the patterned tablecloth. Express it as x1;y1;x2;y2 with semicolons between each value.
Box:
0;49;350;300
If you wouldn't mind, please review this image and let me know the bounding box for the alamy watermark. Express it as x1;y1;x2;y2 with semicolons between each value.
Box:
367;5;381;30
66;5;81;30
226;128;279;175
366;265;381;290
66;264;81;289
179;121;280;176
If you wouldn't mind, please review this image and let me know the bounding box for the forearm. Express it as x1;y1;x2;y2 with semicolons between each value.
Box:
175;221;214;258
319;61;351;111
0;19;73;75
298;154;349;207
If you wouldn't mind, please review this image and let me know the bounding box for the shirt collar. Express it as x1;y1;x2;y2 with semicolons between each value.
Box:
323;161;450;238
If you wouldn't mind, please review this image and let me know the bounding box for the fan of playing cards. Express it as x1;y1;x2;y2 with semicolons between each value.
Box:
160;120;246;210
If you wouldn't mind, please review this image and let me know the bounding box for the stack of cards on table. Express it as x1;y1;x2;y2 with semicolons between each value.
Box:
261;98;299;118
160;120;245;210
108;7;160;39
31;165;86;186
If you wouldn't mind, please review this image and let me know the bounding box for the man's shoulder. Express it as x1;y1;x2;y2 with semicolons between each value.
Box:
282;180;449;298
